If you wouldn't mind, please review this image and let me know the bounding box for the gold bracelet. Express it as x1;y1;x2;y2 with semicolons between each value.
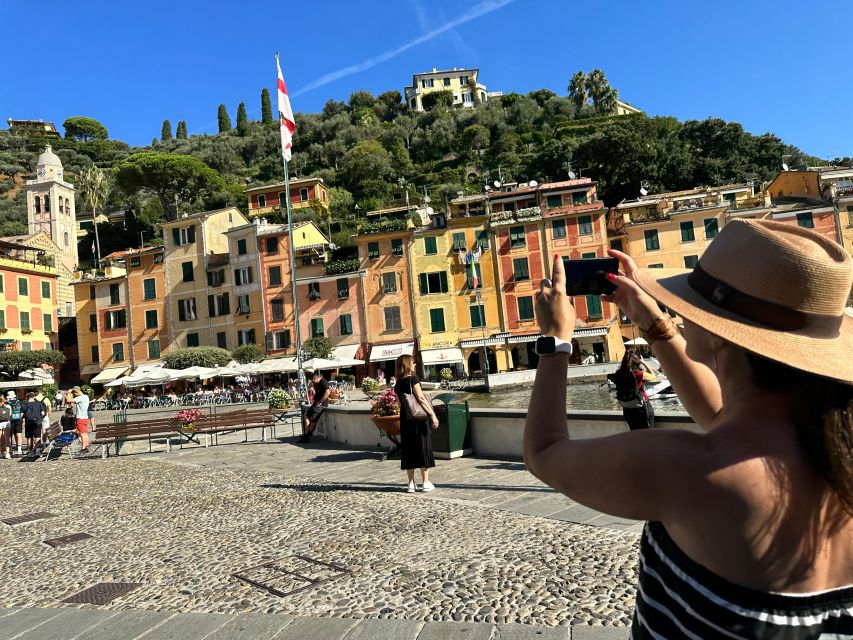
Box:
640;313;679;347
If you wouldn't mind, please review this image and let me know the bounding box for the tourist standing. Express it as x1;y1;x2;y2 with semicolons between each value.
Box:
299;371;330;443
35;390;50;445
524;220;853;636
394;355;438;493
0;397;11;459
22;392;45;454
607;349;656;430
68;387;91;454
54;389;64;411
7;391;23;456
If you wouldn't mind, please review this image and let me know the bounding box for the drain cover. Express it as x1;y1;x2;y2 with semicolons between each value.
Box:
62;582;141;605
44;532;93;548
1;512;55;526
233;555;350;598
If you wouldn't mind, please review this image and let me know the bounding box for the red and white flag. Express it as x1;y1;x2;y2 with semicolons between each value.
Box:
276;54;296;162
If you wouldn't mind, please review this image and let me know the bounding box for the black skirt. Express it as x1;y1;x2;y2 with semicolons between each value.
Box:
400;418;435;470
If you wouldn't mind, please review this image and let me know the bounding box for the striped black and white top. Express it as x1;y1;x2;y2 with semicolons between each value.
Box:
632;521;853;639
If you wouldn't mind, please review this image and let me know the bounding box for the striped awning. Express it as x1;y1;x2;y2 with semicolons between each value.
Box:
460;337;505;348
90;366;130;384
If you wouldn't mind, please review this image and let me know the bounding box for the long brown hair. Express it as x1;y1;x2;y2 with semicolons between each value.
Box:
748;352;853;514
395;355;415;379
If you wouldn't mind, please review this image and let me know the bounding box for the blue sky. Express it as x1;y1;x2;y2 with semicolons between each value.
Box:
2;0;849;158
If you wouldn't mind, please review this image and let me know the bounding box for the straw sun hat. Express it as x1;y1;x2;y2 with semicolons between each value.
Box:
633;218;853;384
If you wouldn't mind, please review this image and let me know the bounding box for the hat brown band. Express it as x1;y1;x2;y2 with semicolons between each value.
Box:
686;265;843;337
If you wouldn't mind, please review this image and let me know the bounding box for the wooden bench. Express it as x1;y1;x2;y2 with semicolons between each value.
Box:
93;417;180;456
194;409;275;446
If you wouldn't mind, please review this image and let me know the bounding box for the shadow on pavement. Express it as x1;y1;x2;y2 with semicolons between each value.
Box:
261;480;554;495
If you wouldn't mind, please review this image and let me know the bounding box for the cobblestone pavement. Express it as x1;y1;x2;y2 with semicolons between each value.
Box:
0;439;638;636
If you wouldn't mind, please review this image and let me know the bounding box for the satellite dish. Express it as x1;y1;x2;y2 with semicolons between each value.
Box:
424;195;431;203
639;187;648;196
493;180;502;188
528;180;538;187
426;206;434;216
484;185;491;191
328;242;337;251
782;163;790;171
567;171;577;180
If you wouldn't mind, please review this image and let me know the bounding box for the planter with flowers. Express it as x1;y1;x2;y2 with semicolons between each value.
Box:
175;408;204;433
370;389;400;437
268;389;293;411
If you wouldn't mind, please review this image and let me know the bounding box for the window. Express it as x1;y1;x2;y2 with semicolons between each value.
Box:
187;332;200;347
216;332;227;349
424;236;438;255
271;299;285;322
147;340;161;359
145;309;158;329
257;195;266;208
648;263;664;269
64;232;69;248
112;343;124;362
551;219;566;239
143;278;156;300
274;330;291;349
459;75;469;85
546;194;562;209
154;254;164;264
18;277;28;296
310;318;324;338
299;188;309;201
91;345;99;362
644;229;660;251
234;266;253;285
578;215;593;235
237;239;247;255
34;196;40;214
443;77;451;87
367;242;379;260
337;278;349;300
573;192;589;206
104;310;127;330
391;238;403;257
207;269;225;287
796;212;814;229
684;255;699;269
268;266;282;286
510;225;526;249
704;218;719;239
307;282;321;300
265;237;278;254
339;314;353;335
452;233;466;251
382;272;397;293
470;305;486;328
89;314;97;332
466;263;482;289
41;281;50;299
610;239;624;252
418;271;449;294
680;220;696;242
237;329;257;346
65;198;70;213
236;294;251;314
476;230;489;252
43;313;53;333
208;292;230;317
44;196;50;213
429;308;445;333
171;226;196;246
108;283;120;305
89;284;96;300
384;306;402;331
586;295;602;319
178;298;197;321
513;258;530;281
462;92;473;103
21;342;31;351
278;192;286;207
0;275;3;292
0;310;4;329
723;192;737;204
130;256;141;268
181;261;194;282
518;296;534;321
59;198;64;213
422;79;434;88
847;205;853;227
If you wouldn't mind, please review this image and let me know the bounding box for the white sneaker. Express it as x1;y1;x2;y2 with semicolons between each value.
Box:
422;481;435;493
406;481;416;493
3;451;9;459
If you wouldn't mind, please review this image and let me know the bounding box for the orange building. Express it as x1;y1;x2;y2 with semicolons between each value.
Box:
74;266;131;383
0;239;59;352
245;177;330;220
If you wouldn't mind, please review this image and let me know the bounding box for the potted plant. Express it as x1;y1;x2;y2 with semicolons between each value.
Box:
361;376;380;393
439;367;453;383
268;388;293;411
370;389;400;436
175;408;203;433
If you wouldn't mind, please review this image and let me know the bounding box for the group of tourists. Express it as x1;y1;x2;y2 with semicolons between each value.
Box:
0;387;91;458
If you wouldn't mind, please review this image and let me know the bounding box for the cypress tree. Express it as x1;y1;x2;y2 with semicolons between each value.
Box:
176;120;188;139
261;88;273;124
217;104;232;132
161;119;172;142
236;102;249;136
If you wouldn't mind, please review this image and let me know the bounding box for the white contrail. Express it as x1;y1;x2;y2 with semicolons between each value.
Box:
292;0;515;97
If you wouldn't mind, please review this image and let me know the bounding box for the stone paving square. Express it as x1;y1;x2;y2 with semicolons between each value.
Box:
73;610;175;640
203;613;293;640
343;618;425;639
273;617;358;639
0;607;62;640
13;609;117;640
136;611;233;639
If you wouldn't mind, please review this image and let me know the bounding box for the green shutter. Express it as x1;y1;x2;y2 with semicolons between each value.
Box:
187;225;196;242
172;228;180;246
586;295;602;318
265;332;274;351
430;308;445;332
439;271;448;292
419;273;428;295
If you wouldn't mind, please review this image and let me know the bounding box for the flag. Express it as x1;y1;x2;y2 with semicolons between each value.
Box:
467;253;479;289
276;54;296;161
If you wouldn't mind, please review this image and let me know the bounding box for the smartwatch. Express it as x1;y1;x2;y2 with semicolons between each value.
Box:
535;336;573;357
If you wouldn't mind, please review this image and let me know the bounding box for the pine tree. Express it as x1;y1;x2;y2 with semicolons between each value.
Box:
236;102;249;136
161;119;172;142
176;120;188;139
261;88;273;124
217;104;232;132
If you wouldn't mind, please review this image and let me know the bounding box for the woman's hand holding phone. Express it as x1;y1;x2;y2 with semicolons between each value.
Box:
535;255;576;341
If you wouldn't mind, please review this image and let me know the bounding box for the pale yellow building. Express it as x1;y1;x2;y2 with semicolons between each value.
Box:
404;67;498;111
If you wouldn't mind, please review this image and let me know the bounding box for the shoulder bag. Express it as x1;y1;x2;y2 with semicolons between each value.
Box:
400;377;428;421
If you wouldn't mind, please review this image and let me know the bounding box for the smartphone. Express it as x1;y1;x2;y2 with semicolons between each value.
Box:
562;257;618;296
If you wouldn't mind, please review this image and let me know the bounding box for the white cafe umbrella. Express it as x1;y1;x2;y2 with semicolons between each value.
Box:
174;366;219;381
301;357;344;371
624;337;648;346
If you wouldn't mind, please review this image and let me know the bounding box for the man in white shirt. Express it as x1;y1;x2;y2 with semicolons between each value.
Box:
67;387;91;453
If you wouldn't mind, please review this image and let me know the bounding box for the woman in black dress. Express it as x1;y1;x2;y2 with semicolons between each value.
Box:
394;355;439;493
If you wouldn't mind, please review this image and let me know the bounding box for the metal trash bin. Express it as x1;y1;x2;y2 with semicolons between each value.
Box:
431;393;472;459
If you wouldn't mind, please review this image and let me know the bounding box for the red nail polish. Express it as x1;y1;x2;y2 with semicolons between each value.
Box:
554;254;560;260
607;273;616;280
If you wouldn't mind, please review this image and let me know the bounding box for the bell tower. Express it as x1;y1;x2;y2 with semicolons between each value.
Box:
25;145;78;272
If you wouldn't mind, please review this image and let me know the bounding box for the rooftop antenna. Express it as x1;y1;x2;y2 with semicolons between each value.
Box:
782;154;792;172
566;162;577;180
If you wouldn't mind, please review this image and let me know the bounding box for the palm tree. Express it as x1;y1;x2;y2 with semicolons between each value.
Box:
568;71;588;110
76;166;109;268
587;69;618;114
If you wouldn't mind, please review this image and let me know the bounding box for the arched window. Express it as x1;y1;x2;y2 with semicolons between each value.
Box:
65;198;70;214
34;196;41;214
59;198;64;213
64;231;69;248
44;196;50;213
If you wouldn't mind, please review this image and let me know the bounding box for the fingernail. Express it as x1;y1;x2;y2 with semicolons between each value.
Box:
554;254;560;260
607;274;616;280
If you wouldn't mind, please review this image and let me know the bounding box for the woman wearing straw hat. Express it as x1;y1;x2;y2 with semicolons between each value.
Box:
524;219;853;637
